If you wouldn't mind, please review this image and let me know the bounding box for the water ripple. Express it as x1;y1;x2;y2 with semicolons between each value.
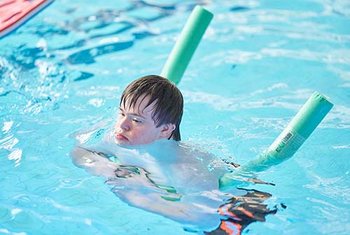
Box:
205;48;350;66
66;41;134;65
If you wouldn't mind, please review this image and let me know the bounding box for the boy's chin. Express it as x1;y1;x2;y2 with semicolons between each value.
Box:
115;138;159;146
115;137;143;146
115;140;129;146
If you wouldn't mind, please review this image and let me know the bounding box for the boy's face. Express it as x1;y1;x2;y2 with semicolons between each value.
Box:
114;95;174;145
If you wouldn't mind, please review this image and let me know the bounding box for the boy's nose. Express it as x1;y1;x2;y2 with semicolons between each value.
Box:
119;117;130;131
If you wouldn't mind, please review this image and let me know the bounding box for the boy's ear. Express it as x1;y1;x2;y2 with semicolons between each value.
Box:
159;123;176;139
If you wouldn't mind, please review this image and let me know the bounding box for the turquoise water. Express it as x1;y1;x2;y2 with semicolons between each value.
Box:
1;0;350;234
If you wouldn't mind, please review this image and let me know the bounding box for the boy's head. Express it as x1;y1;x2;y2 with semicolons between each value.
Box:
114;75;183;145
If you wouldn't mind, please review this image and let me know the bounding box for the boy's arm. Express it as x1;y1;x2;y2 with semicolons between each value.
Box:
70;146;118;178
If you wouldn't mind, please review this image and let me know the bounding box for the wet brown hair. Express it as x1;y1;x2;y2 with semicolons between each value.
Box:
120;75;183;141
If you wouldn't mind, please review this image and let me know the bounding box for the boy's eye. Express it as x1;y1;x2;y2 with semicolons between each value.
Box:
132;118;143;123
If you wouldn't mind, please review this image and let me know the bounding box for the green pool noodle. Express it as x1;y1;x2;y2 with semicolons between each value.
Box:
161;6;213;85
219;92;333;189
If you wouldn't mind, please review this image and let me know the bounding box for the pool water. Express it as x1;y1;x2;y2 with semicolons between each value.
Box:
1;0;350;234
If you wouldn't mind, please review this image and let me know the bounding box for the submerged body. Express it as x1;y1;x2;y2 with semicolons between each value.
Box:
72;129;276;232
72;130;230;230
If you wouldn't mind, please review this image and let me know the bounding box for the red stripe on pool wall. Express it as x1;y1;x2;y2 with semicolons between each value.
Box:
0;0;53;37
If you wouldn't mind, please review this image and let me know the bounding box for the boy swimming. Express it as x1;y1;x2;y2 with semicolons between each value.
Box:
71;75;277;234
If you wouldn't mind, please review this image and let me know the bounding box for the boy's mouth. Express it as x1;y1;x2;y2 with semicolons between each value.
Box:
115;133;129;142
